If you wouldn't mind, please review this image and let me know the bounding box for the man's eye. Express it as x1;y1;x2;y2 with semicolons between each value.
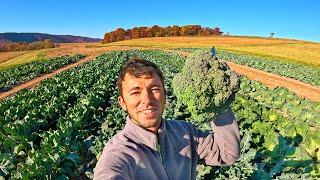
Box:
152;88;160;92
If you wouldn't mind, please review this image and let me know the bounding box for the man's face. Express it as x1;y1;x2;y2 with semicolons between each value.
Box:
118;73;166;133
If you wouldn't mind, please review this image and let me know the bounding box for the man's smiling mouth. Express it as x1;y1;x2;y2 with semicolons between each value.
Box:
140;108;156;113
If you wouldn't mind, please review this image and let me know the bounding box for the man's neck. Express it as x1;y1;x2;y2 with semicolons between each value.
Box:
130;118;161;134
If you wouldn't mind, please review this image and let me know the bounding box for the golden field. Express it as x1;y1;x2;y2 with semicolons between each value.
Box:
1;36;319;70
105;36;320;67
0;51;30;64
0;49;48;70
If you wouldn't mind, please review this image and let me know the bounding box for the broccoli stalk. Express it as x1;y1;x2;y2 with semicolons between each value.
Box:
172;49;239;126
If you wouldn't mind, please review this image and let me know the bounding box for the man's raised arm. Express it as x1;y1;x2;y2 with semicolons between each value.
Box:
195;109;240;166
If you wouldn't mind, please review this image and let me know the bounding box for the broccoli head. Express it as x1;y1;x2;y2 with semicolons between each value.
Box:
172;49;239;123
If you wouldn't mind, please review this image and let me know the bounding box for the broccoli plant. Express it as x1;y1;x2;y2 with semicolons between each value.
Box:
172;49;239;127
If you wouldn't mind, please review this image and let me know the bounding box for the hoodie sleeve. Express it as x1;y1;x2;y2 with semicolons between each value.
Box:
93;148;134;180
195;109;241;166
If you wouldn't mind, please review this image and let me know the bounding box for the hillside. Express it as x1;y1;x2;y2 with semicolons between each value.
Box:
0;32;102;43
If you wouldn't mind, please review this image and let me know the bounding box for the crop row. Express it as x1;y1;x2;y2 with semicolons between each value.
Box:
218;50;320;87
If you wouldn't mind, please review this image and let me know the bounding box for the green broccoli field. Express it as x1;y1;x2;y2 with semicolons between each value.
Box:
0;50;319;179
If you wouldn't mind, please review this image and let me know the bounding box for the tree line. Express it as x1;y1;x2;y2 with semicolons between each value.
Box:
0;39;58;52
102;25;223;43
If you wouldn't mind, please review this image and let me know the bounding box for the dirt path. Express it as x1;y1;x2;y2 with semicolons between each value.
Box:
1;49;320;102
226;61;320;102
0;55;95;100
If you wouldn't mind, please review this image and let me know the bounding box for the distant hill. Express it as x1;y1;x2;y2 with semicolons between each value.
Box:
0;33;102;43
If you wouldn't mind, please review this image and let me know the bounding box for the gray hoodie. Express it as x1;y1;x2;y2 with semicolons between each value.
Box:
94;109;240;180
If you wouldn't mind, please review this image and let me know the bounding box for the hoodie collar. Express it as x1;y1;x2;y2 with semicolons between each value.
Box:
123;116;166;151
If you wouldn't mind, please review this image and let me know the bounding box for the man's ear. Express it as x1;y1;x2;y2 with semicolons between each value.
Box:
118;96;127;111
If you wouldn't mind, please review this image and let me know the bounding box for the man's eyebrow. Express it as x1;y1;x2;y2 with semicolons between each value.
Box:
151;84;162;88
128;87;141;91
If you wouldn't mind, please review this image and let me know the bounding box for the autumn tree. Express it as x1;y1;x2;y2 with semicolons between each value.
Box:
101;25;223;44
114;28;126;41
102;33;111;43
131;27;141;39
212;27;223;35
170;25;181;36
145;27;155;37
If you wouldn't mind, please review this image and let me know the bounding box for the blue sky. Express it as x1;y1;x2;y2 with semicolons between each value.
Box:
1;0;320;42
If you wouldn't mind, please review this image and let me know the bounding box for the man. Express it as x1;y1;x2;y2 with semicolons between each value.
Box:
211;46;218;60
94;58;240;180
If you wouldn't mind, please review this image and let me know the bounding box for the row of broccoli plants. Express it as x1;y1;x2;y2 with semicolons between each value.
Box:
0;54;86;92
218;50;320;87
172;47;320;87
238;79;320;129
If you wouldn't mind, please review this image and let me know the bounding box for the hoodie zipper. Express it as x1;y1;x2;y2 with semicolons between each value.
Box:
157;130;171;179
158;135;171;179
157;140;163;164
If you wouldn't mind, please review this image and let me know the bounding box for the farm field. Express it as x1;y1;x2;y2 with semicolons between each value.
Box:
0;37;319;179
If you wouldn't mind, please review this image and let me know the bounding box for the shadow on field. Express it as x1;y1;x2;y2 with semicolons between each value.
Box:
0;87;12;93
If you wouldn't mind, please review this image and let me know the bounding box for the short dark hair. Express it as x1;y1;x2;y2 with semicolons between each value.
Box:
117;58;165;96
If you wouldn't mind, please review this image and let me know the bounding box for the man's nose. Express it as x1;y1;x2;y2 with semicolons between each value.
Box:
141;90;154;105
